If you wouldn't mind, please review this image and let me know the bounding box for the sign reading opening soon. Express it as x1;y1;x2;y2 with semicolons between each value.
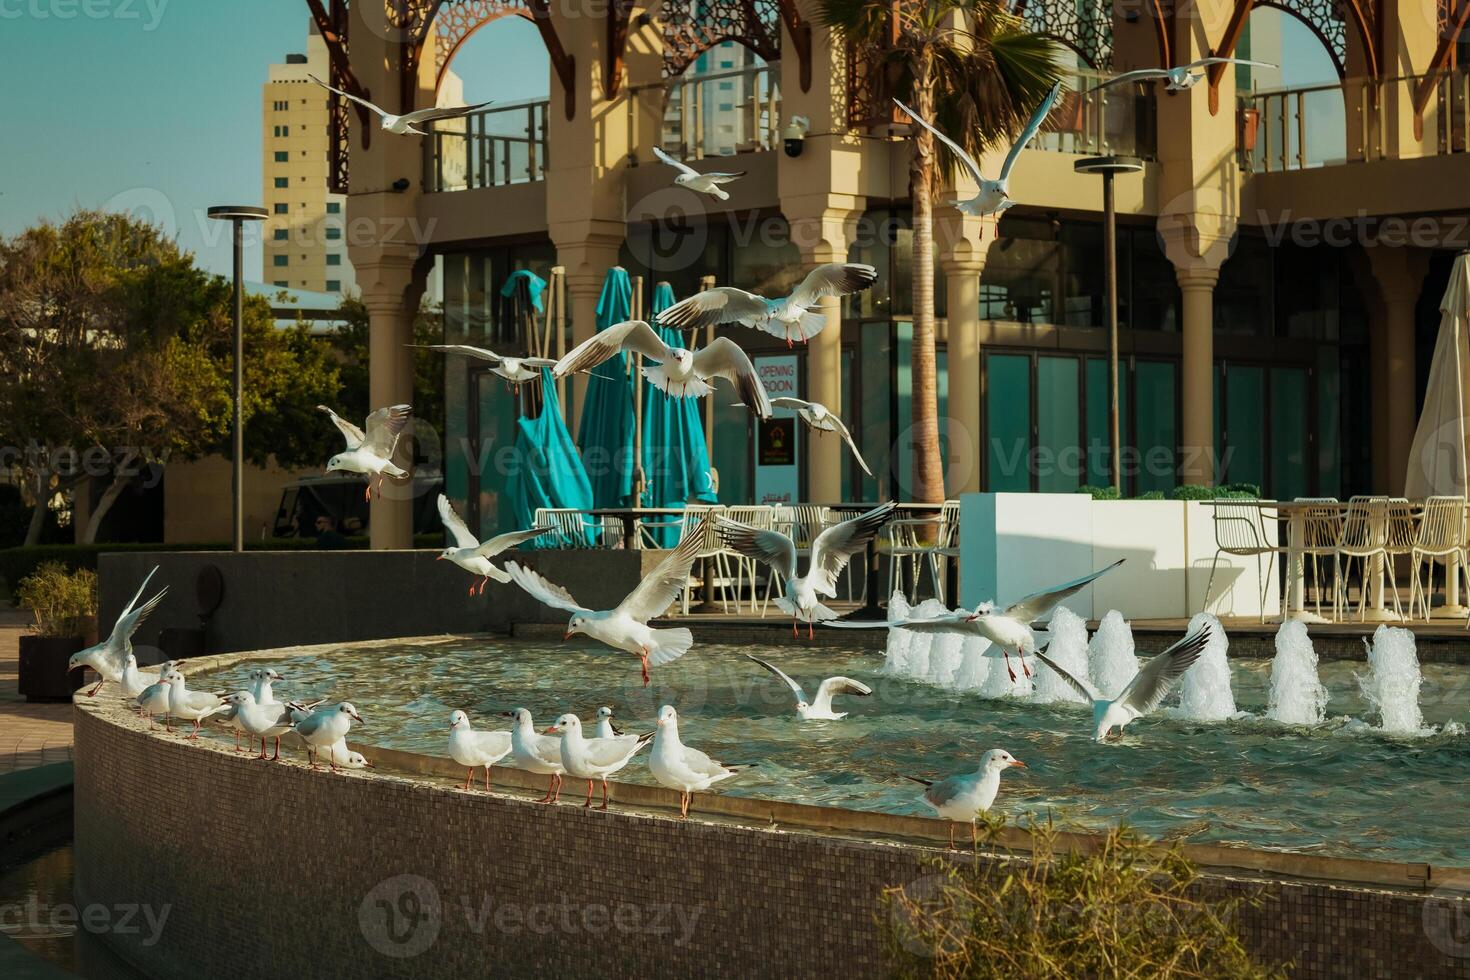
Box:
754;355;799;505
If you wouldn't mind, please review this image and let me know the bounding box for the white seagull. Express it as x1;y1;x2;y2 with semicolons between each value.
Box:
118;654;179;704
1091;58;1277;93
894;82;1063;218
320;403;412;500
134;674;173;729
554;320;773;419
504;520;706;685
503;708;566;803
224;691;319;761
292;702;364;770
1034;624;1212;740
651;145;745;200
162;670;228;738
745;654;872;721
320;740;374;770
655;263;879;346
828;560;1125;682
448;709;513;791
594;706;623;739
770;396;871;477
548;713;654;810
68;565;167;696
308;74;492;136
904;748;1026;849
411;344;557;389
717;502;897;638
217;667;284;752
649;705;754;818
436;495;552;595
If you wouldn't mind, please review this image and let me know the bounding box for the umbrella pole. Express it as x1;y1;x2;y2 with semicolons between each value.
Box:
633;276;646;514
699;273;717;495
551;266;566;408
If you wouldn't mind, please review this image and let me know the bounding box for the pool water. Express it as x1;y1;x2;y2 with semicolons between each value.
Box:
199;636;1470;866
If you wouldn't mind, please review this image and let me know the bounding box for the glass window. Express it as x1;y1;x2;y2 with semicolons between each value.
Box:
274;151;288;163
272;228;288;241
985;352;1031;491
1316;347;1341;496
1276;243;1339;340
273;177;288;188
272;255;288;267
1056;223;1103;327
1270;366;1309;499
1036;356;1080;491
326;202;341;214
326;280;341;292
273;203;288;214
983;217;1057;323
1124;227;1179;331
326;254;342;266
1084;356;1130;488
273;280;287;287
730;216;801;298
1221;364;1265;489
859;321;893;500
1214;235;1272;335
325;227;341;240
1134;360;1176;493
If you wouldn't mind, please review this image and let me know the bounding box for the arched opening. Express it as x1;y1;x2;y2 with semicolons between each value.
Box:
1239;7;1344;169
660;44;779;158
439;14;550;105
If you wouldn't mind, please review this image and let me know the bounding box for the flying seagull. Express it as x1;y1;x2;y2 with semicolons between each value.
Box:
828;560;1125;682
320;403;411;500
771;397;871;477
410;344;557;389
655;263;879;347
504;520;708;685
904;748;1025;849
717;503;897;637
1033;624;1212;740
553;319;772;419
68;565;167;696
651;146;745;200
308;74;491;136
435;494;552;595
744;654;873;720
894;82;1063;217
1090;58;1277;93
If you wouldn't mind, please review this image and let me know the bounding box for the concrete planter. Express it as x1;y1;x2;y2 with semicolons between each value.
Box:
959;493;1280;619
17;634;86;702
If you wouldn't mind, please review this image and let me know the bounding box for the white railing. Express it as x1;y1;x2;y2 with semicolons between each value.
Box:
630;62;783;162
423;99;549;192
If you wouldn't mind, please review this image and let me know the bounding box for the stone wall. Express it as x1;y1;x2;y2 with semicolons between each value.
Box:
72;696;1470;980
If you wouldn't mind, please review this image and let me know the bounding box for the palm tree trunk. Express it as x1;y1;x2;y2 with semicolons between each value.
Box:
909;67;945;506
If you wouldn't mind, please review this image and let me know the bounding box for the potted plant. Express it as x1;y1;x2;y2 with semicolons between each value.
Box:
16;562;97;702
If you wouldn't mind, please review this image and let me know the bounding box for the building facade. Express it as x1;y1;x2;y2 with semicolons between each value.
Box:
318;0;1470;548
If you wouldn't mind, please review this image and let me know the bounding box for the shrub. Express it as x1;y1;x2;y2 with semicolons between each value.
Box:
1134;490;1166;500
15;562;97;637
1075;485;1120;500
879;820;1284;979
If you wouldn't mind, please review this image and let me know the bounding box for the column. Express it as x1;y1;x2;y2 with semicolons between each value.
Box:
356;253;421;550
551;229;625;430
937;211;987;496
1366;246;1428;491
1176;266;1220;486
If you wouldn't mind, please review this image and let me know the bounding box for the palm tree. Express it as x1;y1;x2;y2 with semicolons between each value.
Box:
819;0;1062;504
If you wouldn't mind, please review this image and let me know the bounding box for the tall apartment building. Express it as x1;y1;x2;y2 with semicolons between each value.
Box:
262;24;354;296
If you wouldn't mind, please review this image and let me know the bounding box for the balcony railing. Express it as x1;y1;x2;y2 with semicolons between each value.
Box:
1240;68;1470;174
630;62;783;162
423;99;549;192
1031;67;1158;161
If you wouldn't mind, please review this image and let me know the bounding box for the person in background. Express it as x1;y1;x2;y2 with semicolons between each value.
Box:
314;515;348;550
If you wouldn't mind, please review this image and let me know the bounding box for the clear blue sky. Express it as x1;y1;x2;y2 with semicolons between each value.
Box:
0;1;549;280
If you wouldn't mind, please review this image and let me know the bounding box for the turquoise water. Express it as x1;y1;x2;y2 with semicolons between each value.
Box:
199;637;1470;866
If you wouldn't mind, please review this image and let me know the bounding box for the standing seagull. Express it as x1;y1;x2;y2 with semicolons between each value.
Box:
308;74;491;136
163;670;228;738
656;263;879;346
548;714;653;810
553;319;772;419
650;705;755;818
292;702;365;771
745;654;872;721
594;706;623;739
436;495;552;595
1034;624;1212;740
717;503;897;638
1090;58;1277;93
411;344;557;390
68;565;167;696
503;708;566;803
504;521;707;685
829;560;1125;682
770;396;871;477
651;146;745;200
904;748;1026;849
894;82;1063;218
448;710;513;791
320;403;412;500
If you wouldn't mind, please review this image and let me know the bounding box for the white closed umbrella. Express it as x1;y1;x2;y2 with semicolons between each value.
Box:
1405;252;1470;498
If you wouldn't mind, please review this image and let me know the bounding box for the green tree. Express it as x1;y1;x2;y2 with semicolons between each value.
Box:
819;0;1061;503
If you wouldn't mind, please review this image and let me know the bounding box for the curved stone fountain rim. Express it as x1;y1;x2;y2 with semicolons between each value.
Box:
100;637;1470;895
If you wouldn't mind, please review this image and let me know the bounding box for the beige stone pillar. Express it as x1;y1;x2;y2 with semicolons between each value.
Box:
1379;1;1442;158
1176;267;1220;486
937;210;987;496
356;252;422;550
1366;246;1428;491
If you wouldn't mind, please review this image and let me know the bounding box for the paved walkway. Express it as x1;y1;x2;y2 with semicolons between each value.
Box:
0;608;74;773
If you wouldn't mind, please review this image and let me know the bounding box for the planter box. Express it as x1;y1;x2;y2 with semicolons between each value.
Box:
17;635;86;702
959;493;1280;620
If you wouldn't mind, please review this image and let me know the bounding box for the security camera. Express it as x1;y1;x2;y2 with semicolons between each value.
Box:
783;115;811;158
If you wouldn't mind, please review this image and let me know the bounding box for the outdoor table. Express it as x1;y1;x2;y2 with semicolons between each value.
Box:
583;507;690;551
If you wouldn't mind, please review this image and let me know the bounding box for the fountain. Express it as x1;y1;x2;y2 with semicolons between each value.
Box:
1357;625;1425;735
1266;620;1329;726
881;592;915;676
1176;612;1237;721
1087;610;1139;699
951;634;991;691
1030;606;1090;704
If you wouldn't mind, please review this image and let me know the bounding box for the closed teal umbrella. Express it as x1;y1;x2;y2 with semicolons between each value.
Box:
576;267;637;507
641;282;717;545
508;368;596;547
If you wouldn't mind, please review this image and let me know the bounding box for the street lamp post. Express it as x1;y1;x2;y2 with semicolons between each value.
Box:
207;206;268;552
1074;157;1143;493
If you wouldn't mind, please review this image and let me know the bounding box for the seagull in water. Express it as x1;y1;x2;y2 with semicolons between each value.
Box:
553;320;773;420
436;495;552;595
505;520;707;685
904;748;1025;849
1091;58;1277;93
411;344;557;390
717;503;897;638
549;714;654;810
68;565;167;696
504;708;566;803
308;74;492;135
656;263;879;346
650;705;755;818
321;404;412;500
829;560;1125;681
651;146;745;200
894;82;1063;218
1034;624;1212;741
745;654;872;720
448;709;513;791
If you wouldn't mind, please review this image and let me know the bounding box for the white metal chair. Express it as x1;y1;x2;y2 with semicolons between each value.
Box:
1294;498;1343;619
1333;495;1402;621
678;504;735;614
1410;496;1465;620
1203;499;1283;623
531;508;620;549
720;505;776;612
